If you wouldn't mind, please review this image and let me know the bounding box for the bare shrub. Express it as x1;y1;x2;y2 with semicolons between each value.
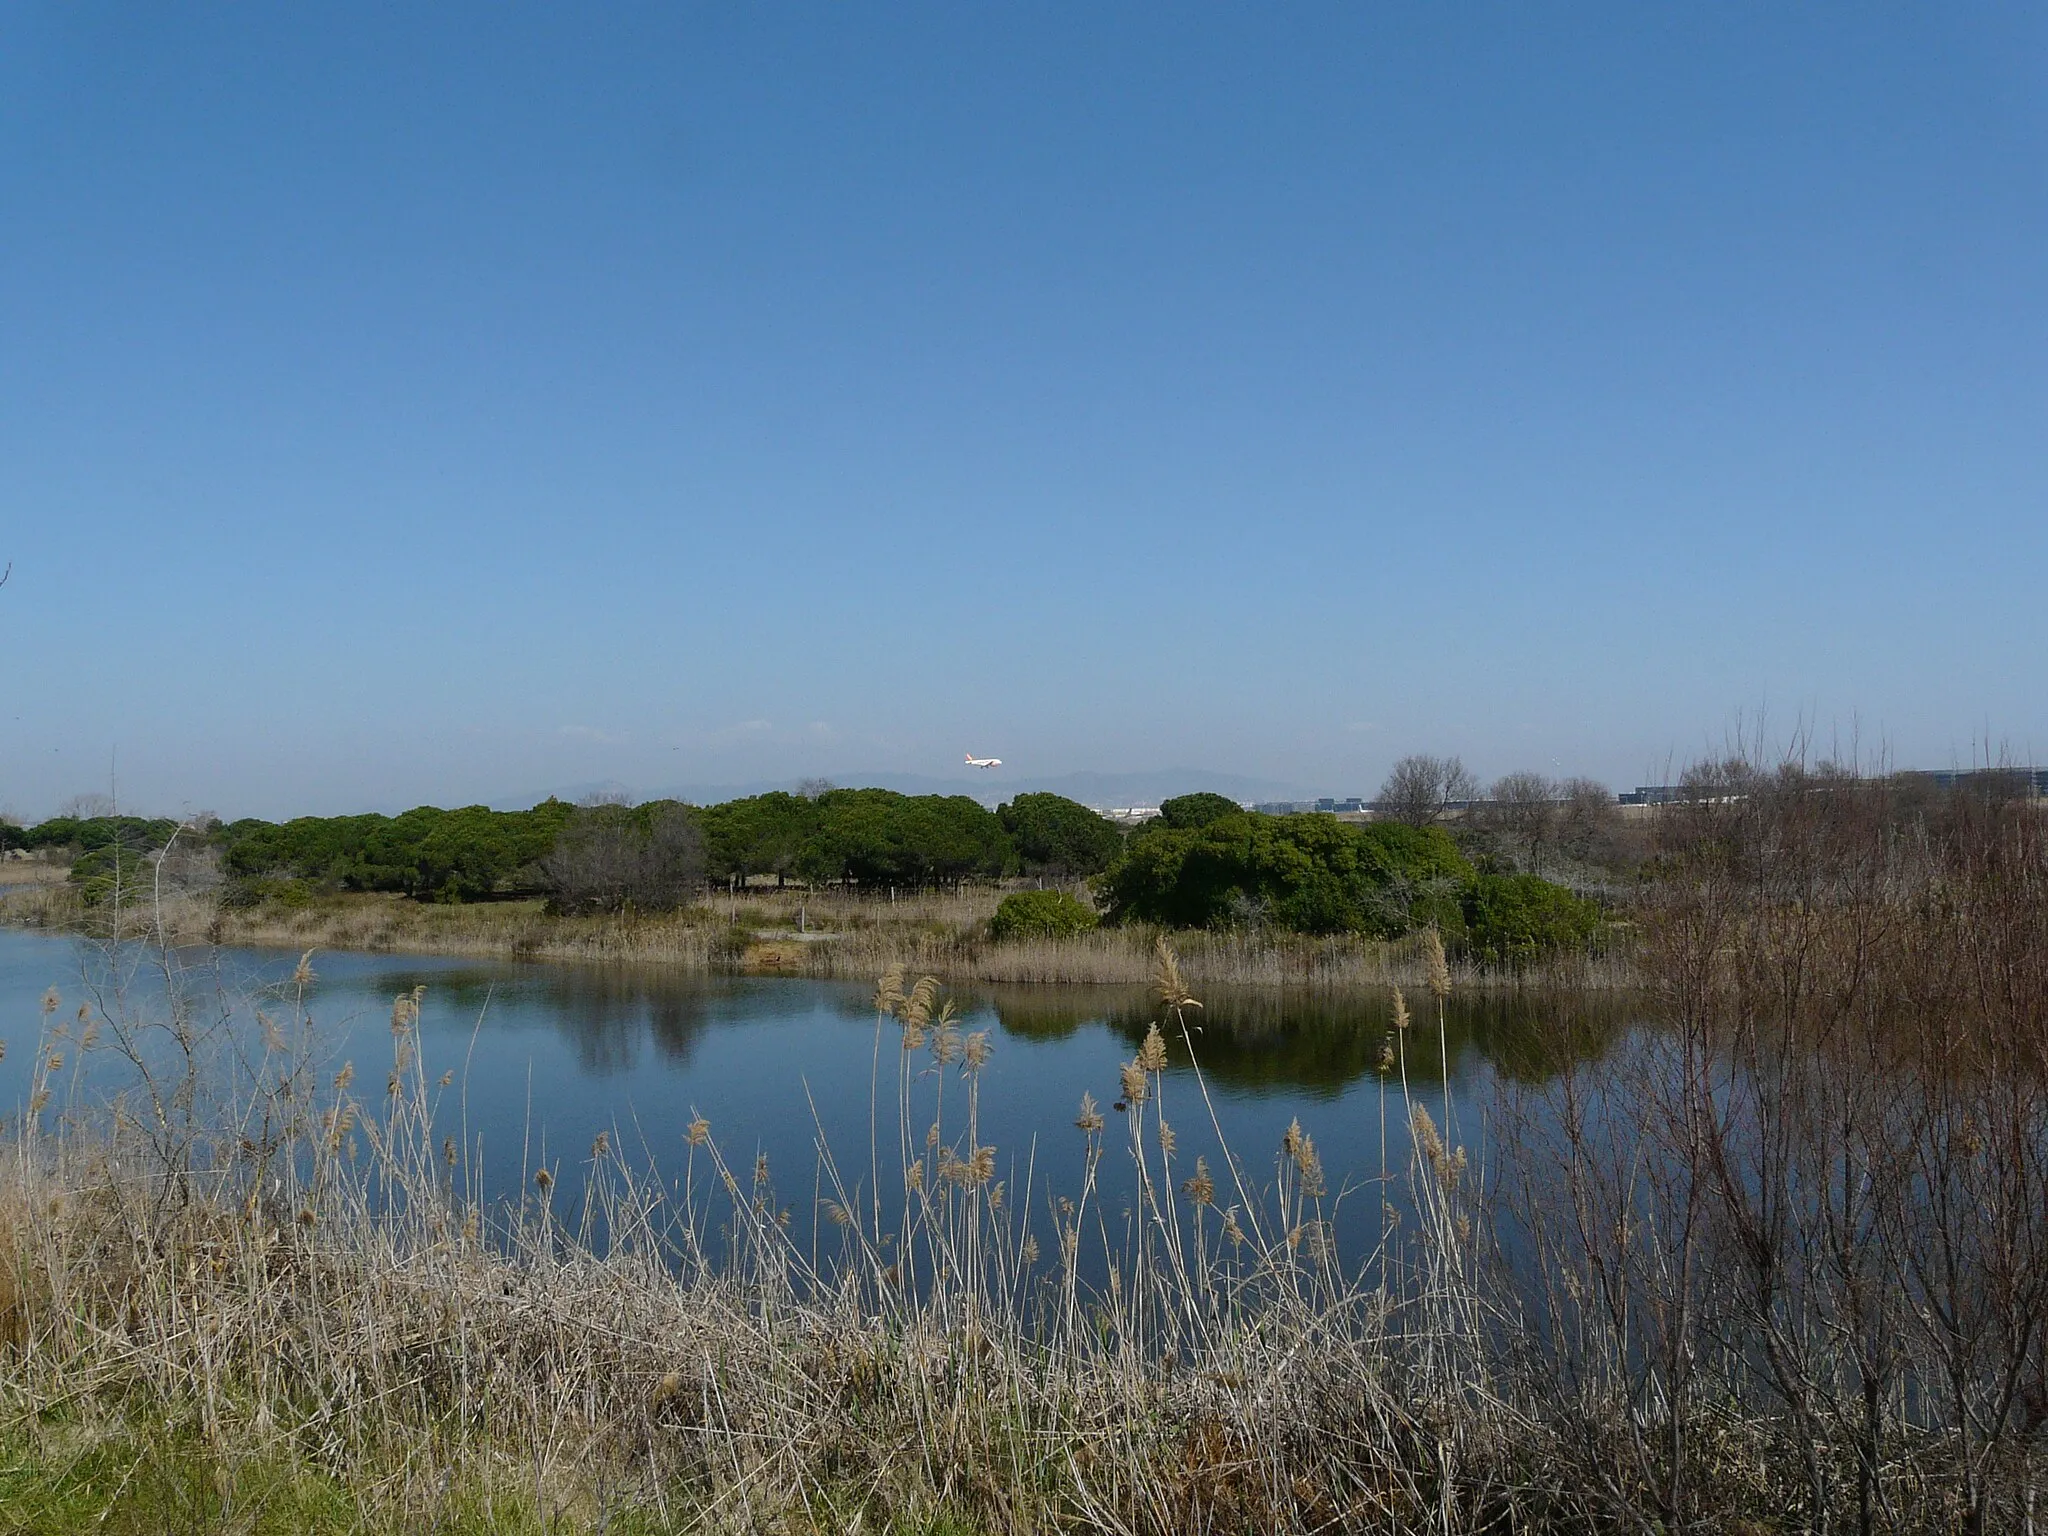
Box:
1554;775;1629;868
1506;759;2048;1533
1482;770;1557;868
539;802;706;915
1377;754;1478;826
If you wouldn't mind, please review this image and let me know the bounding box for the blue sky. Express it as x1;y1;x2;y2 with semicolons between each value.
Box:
3;4;2044;819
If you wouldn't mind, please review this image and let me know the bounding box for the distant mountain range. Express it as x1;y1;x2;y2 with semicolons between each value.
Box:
512;768;1309;812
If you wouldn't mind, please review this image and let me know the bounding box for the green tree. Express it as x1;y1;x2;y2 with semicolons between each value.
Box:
896;794;1012;886
697;792;814;886
998;793;1122;877
1096;812;1473;936
793;788;1010;889
1155;792;1244;830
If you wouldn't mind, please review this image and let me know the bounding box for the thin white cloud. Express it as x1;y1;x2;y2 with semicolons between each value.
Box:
559;724;629;745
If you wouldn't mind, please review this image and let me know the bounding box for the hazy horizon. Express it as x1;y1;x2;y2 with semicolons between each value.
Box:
5;6;2044;822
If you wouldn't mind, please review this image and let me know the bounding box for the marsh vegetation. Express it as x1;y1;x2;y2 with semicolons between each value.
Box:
4;782;1622;990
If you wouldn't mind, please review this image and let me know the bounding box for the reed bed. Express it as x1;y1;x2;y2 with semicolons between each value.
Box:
1;943;1547;1535
0;861;64;890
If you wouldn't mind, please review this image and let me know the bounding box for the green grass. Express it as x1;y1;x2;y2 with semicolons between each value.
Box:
1;1415;358;1536
0;1407;996;1536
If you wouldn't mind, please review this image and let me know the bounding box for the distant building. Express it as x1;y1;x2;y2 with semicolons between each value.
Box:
1905;767;2048;797
1617;786;1683;806
1618;768;2047;806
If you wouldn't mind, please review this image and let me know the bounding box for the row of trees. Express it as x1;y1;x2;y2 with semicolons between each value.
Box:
20;780;1604;955
690;789;1123;887
218;803;577;903
3;808;195;907
3;810;186;858
177;788;1130;907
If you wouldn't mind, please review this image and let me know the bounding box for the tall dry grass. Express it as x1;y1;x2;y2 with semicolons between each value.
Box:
0;860;65;890
2;940;1531;1534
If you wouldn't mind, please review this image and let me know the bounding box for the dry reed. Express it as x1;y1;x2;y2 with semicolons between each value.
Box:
1;939;1536;1534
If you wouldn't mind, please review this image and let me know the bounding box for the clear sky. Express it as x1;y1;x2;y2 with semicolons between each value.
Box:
3;4;2044;820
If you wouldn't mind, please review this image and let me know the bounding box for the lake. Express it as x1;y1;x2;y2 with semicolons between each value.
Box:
0;925;1633;1253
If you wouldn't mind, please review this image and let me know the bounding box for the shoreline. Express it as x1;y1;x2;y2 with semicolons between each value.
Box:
0;881;1635;992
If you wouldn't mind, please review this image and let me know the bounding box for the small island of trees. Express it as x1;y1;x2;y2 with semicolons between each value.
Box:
9;776;1611;964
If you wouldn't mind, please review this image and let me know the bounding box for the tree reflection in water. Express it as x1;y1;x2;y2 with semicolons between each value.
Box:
977;983;1635;1096
348;963;723;1076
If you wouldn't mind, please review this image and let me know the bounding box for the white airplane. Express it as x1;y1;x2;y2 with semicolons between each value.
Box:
964;752;1003;769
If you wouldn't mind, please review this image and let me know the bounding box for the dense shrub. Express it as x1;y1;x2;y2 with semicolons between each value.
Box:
988;889;1099;941
1096;811;1474;937
220;874;318;910
35;815;188;905
1096;808;1602;957
1460;871;1603;964
69;844;156;907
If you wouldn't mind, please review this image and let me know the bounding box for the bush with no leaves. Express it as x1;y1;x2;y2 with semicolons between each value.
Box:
540;802;705;915
1377;755;1479;827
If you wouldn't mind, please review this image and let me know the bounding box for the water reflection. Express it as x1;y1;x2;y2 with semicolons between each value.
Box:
340;964;732;1076
316;967;1642;1099
972;983;1635;1096
0;926;1642;1257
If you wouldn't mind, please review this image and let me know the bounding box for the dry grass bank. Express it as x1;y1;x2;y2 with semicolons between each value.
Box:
0;860;64;889
0;947;1552;1535
1;881;1632;993
6;919;2042;1532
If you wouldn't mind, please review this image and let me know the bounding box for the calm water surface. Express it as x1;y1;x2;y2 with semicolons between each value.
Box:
0;926;1635;1242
